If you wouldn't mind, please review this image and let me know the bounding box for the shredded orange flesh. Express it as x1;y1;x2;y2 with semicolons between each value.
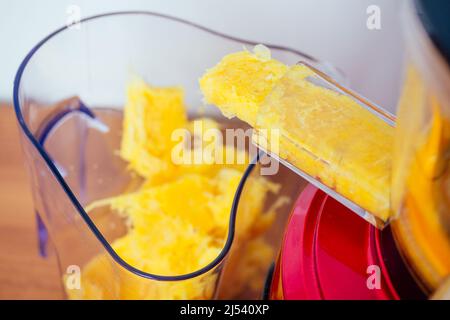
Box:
200;46;393;221
65;79;280;299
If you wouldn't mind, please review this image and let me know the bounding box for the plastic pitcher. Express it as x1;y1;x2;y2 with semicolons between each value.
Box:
12;11;334;299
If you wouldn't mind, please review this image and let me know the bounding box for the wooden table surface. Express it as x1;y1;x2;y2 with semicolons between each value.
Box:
0;105;62;299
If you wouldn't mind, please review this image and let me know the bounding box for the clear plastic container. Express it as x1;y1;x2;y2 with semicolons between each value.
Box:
13;12;312;299
390;1;450;294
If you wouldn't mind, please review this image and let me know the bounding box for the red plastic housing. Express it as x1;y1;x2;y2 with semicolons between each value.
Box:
270;184;400;300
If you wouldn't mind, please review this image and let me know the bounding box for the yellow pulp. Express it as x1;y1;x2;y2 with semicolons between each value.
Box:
65;79;280;299
199;45;288;126
200;46;393;221
392;65;450;291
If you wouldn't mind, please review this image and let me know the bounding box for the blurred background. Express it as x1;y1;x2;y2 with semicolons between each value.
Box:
1;0;405;110
0;0;405;299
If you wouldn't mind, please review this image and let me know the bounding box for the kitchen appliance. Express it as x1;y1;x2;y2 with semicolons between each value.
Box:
13;1;449;300
268;0;450;300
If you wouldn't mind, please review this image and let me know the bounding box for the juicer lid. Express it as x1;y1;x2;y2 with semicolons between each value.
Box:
415;0;450;65
276;185;426;300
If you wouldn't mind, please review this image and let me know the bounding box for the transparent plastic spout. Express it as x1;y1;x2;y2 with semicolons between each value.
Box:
252;62;396;228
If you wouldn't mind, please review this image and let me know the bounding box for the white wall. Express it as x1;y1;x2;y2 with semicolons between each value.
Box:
0;0;405;112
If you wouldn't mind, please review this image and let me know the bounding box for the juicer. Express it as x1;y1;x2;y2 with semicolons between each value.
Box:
267;0;450;300
13;1;449;300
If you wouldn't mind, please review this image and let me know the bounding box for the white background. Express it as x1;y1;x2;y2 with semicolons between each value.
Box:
0;0;406;112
